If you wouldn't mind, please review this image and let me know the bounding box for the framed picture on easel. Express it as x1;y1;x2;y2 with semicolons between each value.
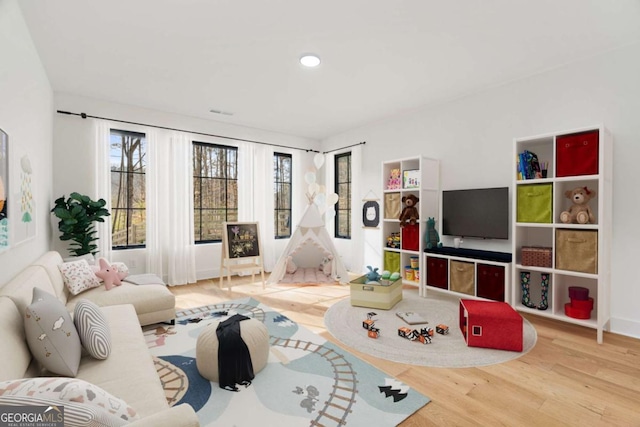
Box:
223;222;261;258
220;222;265;288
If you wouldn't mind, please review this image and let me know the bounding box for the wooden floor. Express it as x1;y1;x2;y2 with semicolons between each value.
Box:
169;277;640;427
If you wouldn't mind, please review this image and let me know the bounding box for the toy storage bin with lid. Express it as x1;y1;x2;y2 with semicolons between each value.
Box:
521;247;552;267
556;130;599;177
555;229;598;274
450;260;474;296
516;183;552;223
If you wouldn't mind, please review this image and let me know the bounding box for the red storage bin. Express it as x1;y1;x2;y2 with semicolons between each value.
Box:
556;130;599;177
426;256;448;289
401;223;419;251
477;264;505;302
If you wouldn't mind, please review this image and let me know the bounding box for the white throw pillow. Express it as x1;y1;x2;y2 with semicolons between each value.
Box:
0;377;139;426
24;288;82;377
74;299;112;360
59;259;101;295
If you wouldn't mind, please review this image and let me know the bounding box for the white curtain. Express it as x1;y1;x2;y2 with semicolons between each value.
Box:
146;131;196;285
349;144;363;273
237;142;276;271
94;120;112;261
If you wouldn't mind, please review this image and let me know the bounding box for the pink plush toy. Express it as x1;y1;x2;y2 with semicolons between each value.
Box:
95;258;128;290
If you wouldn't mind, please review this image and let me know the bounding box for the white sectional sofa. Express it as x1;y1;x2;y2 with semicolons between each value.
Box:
0;251;199;426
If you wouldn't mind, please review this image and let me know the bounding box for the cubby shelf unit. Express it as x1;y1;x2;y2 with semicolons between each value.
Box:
512;124;612;344
381;156;440;297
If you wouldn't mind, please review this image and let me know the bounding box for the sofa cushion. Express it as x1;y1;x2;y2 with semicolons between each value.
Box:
0;377;139;425
76;304;170;418
32;251;70;303
0;265;59;314
59;259;102;295
74;300;112;360
66;283;175;326
24;288;82;377
0;297;32;381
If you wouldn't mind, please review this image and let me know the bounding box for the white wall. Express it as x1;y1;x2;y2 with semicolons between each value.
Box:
0;0;54;284
321;42;640;339
52;93;318;279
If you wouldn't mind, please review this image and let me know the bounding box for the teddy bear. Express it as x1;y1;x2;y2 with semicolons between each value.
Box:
398;194;419;228
560;186;596;224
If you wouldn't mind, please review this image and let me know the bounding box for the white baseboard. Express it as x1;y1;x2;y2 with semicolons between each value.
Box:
610;317;640;340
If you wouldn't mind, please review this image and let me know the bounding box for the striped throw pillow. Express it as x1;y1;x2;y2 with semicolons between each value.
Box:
74;300;112;360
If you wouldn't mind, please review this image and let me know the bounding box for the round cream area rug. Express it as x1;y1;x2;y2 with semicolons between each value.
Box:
324;290;537;368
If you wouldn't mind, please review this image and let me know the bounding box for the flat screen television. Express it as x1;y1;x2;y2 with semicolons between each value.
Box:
442;187;509;239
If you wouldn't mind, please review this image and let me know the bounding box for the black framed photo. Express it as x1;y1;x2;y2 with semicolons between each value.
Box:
362;200;380;228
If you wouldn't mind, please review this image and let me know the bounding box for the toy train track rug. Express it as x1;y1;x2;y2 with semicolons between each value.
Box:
145;297;430;426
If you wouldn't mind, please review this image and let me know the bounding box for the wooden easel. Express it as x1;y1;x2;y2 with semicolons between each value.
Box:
220;222;265;289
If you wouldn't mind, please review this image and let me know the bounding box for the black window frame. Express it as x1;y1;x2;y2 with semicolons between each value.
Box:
193;141;238;244
274;152;292;239
110;128;147;250
334;151;352;239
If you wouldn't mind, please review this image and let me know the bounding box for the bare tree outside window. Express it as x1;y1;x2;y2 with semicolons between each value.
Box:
193;142;238;242
274;152;292;238
335;152;351;239
110;129;146;248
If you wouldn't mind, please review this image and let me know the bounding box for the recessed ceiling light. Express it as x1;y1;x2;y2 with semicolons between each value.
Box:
300;54;321;68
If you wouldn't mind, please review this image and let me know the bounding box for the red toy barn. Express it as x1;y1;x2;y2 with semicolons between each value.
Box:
459;299;523;352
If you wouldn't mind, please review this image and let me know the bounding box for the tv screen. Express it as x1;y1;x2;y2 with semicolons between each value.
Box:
442;187;509;239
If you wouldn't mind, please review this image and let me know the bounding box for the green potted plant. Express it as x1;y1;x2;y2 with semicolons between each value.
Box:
51;192;110;257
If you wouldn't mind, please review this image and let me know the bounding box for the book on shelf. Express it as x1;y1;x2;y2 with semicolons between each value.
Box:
518;150;543;180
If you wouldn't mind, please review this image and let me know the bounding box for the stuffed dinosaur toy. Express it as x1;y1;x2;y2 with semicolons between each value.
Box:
425;217;442;249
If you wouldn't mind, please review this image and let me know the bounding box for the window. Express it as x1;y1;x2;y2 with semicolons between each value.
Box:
193;142;238;243
335;152;351;239
274;153;292;238
110;129;146;249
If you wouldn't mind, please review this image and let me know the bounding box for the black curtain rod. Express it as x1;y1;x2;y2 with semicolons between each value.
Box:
323;141;366;154
56;110;320;153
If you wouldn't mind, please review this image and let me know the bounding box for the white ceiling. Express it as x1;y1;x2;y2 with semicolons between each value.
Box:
17;0;640;140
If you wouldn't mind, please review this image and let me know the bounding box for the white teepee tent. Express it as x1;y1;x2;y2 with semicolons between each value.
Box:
268;202;348;284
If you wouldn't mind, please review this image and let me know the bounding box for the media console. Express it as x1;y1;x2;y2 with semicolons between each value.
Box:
423;247;512;302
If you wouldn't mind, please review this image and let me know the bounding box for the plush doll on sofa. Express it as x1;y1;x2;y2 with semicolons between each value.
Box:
560;186;596;224
399;194;419;228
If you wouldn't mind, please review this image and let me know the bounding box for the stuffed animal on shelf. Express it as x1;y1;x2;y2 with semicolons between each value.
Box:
398;194;419;228
425;217;442;249
560;186;596;224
